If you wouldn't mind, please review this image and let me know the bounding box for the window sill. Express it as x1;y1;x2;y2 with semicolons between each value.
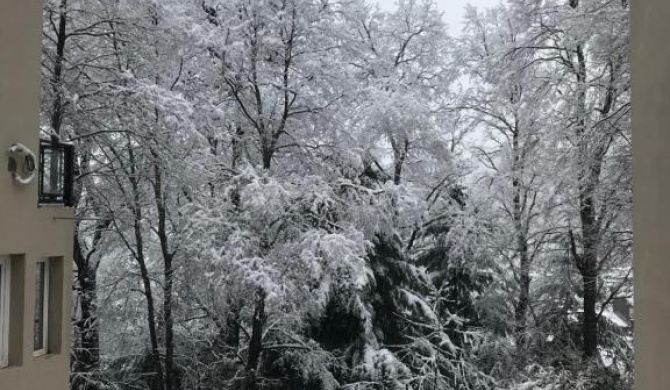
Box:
32;350;48;358
37;203;66;208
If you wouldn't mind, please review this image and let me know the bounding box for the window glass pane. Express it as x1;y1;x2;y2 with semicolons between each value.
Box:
42;151;52;194
0;260;8;365
42;149;64;196
39;141;74;205
0;266;3;312
34;262;45;352
0;264;4;359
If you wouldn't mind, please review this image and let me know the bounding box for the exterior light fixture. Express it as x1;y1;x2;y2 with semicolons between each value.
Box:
38;140;75;207
7;143;37;184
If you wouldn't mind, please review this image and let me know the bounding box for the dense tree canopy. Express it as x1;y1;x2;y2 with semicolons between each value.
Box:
41;0;632;389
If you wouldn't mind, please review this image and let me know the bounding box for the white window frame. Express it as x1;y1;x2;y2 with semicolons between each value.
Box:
0;256;10;368
33;259;49;357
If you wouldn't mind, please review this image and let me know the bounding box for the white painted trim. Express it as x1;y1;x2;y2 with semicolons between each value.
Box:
33;260;49;357
0;256;10;368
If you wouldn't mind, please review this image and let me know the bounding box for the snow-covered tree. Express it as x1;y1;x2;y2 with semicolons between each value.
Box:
39;0;632;389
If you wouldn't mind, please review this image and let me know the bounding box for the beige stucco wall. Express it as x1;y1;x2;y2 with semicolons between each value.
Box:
632;1;670;389
0;0;74;389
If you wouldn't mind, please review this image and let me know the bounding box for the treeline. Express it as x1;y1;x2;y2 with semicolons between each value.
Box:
41;0;631;389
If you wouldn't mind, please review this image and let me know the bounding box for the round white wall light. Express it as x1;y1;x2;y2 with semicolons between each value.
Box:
7;143;37;184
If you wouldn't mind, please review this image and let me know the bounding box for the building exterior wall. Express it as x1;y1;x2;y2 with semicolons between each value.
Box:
0;0;74;389
633;1;670;389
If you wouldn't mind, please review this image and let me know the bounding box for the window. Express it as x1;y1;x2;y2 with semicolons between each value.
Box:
38;140;74;206
0;257;9;367
33;260;49;356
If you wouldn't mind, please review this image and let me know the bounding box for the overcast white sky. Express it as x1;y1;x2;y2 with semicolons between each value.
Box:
375;0;501;35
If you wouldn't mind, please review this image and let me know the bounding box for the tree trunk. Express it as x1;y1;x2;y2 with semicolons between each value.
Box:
49;0;68;140
262;145;273;170
162;254;174;390
71;151;107;390
133;215;164;389
577;179;600;358
146;3;174;379
127;143;165;389
393;155;404;186
225;305;241;348
72;243;100;390
574;42;601;358
48;0;68;197
247;290;265;370
245;289;266;390
152;154;175;390
513;234;531;338
511;128;531;348
582;268;598;357
232;125;245;171
578;160;602;359
391;136;409;186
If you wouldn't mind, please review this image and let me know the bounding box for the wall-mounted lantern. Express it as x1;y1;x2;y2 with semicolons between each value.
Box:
7;143;37;184
38;140;74;207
